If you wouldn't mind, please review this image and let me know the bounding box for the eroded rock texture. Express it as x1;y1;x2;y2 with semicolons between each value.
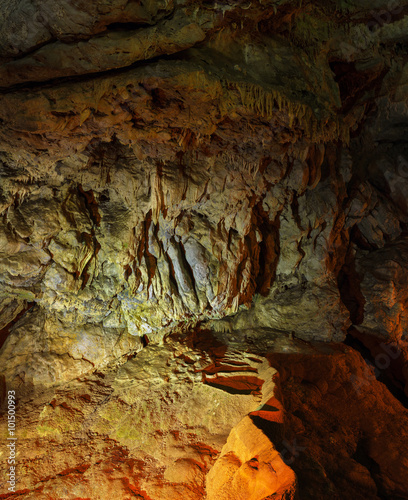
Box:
0;335;297;499
0;0;408;498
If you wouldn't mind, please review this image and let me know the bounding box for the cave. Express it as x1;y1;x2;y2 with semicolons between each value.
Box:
1;1;408;499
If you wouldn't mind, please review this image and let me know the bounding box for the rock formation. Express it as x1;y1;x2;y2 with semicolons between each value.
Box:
0;0;408;498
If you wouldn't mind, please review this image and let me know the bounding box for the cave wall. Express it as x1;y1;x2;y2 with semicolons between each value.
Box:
0;1;408;499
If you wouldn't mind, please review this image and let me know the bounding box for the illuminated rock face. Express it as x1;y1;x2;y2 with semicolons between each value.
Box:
1;0;408;498
0;335;296;499
1;334;408;499
206;416;296;500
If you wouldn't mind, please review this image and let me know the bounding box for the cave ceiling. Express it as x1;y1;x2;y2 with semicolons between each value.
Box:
0;1;408;499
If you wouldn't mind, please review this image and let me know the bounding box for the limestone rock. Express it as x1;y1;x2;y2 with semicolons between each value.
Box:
0;0;408;498
0;335;297;499
267;344;408;500
355;239;408;341
206;416;296;500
